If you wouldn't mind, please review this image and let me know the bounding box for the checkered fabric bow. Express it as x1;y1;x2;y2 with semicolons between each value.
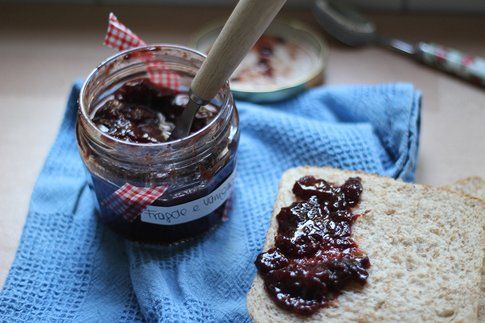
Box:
104;13;181;90
100;13;180;220
101;183;168;222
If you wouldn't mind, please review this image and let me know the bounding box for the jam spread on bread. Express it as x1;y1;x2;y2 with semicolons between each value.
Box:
255;176;370;315
92;80;218;143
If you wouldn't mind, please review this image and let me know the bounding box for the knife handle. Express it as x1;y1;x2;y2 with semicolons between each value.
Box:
416;42;485;87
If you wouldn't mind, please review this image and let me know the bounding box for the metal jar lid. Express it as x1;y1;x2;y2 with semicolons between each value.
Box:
193;19;328;103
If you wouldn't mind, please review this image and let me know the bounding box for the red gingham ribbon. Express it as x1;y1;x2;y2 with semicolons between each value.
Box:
104;13;146;50
100;14;180;220
101;183;168;222
145;61;182;91
104;13;181;90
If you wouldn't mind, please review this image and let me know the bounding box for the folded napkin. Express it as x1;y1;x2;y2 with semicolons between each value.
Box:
0;82;421;322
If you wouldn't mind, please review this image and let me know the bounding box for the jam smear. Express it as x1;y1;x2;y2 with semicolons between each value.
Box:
253;35;286;78
92;79;218;143
255;176;370;315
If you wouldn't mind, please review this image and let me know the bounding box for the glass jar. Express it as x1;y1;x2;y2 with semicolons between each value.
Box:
76;45;239;243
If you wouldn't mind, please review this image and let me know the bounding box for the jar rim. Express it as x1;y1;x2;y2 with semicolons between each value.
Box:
79;43;233;147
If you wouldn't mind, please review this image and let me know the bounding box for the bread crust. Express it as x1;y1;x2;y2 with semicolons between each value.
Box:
445;176;485;322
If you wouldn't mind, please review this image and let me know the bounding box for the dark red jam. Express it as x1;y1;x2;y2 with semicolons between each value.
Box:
253;35;286;78
232;35;286;81
83;79;237;243
255;176;370;315
92;79;218;143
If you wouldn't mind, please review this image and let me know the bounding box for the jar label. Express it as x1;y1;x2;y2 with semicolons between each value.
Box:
140;171;236;226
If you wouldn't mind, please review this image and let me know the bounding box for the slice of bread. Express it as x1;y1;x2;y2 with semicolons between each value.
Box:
247;167;484;322
445;177;485;201
444;177;485;321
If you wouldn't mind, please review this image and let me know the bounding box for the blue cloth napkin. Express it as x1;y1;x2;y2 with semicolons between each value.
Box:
0;82;420;322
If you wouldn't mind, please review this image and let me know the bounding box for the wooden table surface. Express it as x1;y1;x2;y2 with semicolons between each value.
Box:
0;4;484;286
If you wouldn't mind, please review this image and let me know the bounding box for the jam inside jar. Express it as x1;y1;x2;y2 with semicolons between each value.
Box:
76;45;239;243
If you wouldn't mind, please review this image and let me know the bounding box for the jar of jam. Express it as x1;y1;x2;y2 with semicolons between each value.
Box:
76;45;239;243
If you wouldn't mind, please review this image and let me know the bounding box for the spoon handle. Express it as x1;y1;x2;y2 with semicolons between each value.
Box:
191;0;287;102
415;42;485;87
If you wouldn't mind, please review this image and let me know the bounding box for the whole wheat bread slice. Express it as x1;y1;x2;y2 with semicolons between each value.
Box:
444;177;485;321
445;177;485;201
247;167;484;322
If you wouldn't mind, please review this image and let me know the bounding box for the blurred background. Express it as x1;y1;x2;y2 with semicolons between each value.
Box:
2;0;485;11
